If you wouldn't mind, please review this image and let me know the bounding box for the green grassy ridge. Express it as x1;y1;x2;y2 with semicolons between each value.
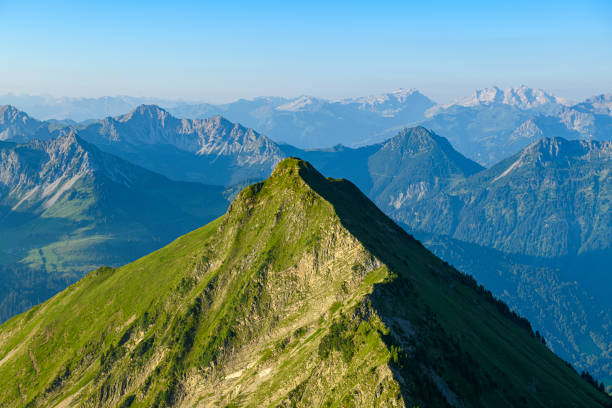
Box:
0;158;609;407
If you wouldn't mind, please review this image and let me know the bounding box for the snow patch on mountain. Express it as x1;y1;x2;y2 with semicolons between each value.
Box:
340;88;435;117
275;96;325;112
456;86;569;109
426;86;569;117
341;88;422;105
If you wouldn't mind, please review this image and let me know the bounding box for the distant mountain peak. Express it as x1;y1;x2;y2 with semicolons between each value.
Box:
492;137;612;184
274;95;325;112
444;86;569;111
204;114;236;128
52;129;100;151
424;86;571;122
510;118;543;140
273;89;435;116
383;126;455;155
573;93;612;116
0;105;45;142
390;87;421;97
400;125;435;137
339;89;435;118
119;104;170;122
367;126;484;213
343;88;424;105
0;105;35;125
377;127;485;178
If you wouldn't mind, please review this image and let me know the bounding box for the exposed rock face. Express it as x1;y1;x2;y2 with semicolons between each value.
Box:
74;106;285;185
0;132;228;321
365;127;483;219
1;133;89;212
0;158;608;407
418;137;612;257
1;132;132;213
0;105;49;142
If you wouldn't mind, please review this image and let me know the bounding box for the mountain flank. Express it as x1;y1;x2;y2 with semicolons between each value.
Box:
0;132;228;320
0;158;608;407
404;137;612;258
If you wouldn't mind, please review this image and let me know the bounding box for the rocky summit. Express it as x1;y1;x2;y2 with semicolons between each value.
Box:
76;106;285;186
0;158;608;407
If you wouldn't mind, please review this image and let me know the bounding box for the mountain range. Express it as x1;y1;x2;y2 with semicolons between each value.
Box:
1;105;283;186
421;87;612;165
0;94;188;122
0;158;608;407
3;87;612;167
170;88;436;147
0;89;436;148
1;102;612;387
391;137;612;258
282;130;612;265
427;85;570;115
75;106;285;186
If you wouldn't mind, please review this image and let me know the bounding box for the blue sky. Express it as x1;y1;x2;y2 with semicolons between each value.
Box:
1;0;610;103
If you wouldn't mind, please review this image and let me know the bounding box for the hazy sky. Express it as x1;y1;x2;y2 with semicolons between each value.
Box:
1;0;611;103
